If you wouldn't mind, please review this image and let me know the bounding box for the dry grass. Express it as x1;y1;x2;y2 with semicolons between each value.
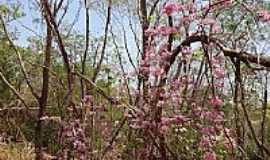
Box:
0;142;35;160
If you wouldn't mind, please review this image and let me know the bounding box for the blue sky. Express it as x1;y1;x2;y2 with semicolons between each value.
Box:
1;0;140;61
1;0;108;46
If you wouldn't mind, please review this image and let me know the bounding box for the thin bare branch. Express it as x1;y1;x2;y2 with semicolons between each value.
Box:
92;0;112;82
0;15;40;100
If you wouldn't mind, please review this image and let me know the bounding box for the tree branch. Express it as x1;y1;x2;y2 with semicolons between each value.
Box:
92;0;112;82
0;71;29;112
167;35;270;76
40;0;72;92
0;15;40;100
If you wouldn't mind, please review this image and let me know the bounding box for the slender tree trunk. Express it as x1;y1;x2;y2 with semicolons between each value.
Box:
35;26;52;159
81;1;90;99
233;58;244;155
136;0;149;105
261;74;268;158
91;0;111;83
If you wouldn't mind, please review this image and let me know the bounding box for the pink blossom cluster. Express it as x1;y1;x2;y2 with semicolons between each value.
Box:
162;2;198;16
139;60;150;76
139;43;174;79
209;96;223;106
258;10;270;22
199;126;235;159
200;136;213;149
145;26;178;37
160;115;188;134
179;14;198;26
130;1;238;159
203;151;217;160
59;120;87;159
208;56;225;108
212;56;225;82
162;3;184;15
181;46;192;57
161;115;187;126
200;110;224;124
128;111;188;134
82;95;93;106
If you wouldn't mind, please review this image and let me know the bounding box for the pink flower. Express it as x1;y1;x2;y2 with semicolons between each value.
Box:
158;26;178;36
160;125;170;134
130;119;150;129
257;10;270;22
161;114;186;126
203;152;217;160
224;128;231;135
161;117;173;126
173;115;187;124
209;96;223;106
184;2;196;13
224;137;236;150
145;46;156;60
201;111;224;123
212;56;224;66
141;121;151;128
146;26;178;37
160;51;171;61
139;66;150;76
157;100;165;107
152;66;165;76
181;46;192;56
162;3;183;15
214;81;224;87
214;68;225;79
180;15;196;25
200;136;212;149
202;18;217;26
214;113;225;124
145;28;158;36
82;95;93;105
212;24;222;33
201;126;215;135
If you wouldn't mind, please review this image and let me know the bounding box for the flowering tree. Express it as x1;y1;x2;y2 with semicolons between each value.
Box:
126;0;270;159
1;0;270;160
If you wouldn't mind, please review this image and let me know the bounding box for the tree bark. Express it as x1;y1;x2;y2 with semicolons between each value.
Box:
81;0;90;99
35;25;52;160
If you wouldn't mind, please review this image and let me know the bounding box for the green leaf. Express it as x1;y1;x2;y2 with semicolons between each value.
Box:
0;4;9;15
148;15;156;23
192;49;204;60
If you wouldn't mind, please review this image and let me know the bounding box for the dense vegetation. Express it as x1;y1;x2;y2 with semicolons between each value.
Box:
0;0;270;159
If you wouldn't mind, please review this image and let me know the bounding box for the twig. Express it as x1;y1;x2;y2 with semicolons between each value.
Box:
92;0;112;82
74;71;120;105
0;15;40;100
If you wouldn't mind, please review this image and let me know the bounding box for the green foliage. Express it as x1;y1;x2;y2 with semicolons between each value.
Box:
192;49;204;61
0;39;18;101
0;3;24;18
0;4;9;15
